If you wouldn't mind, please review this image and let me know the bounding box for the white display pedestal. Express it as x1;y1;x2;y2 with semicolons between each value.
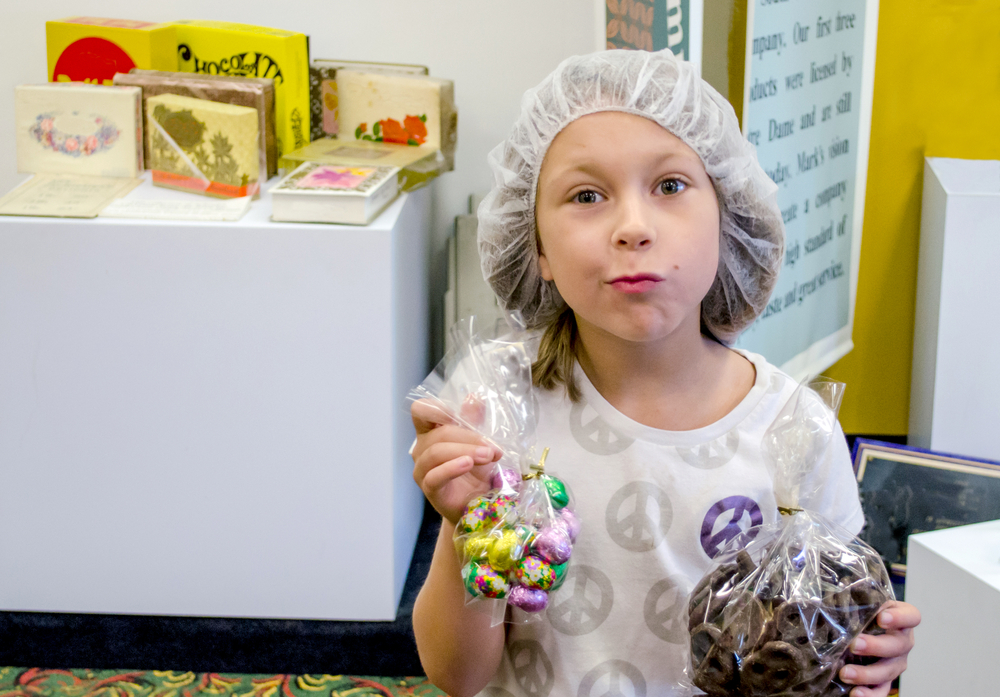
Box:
0;178;431;621
910;158;1000;461
901;520;1000;697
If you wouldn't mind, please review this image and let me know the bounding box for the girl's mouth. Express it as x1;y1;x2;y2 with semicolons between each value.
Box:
609;274;663;293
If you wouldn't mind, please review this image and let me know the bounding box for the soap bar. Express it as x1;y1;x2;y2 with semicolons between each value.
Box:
173;20;310;159
336;70;457;171
47;17;177;85
146;93;260;198
15;83;143;177
114;69;277;178
308;59;428;141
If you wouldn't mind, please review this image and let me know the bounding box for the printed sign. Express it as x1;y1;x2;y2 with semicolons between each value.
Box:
735;0;878;378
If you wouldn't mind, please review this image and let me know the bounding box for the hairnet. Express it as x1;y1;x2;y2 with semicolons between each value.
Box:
477;49;784;344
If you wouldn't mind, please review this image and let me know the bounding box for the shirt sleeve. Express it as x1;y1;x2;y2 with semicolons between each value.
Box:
801;421;864;536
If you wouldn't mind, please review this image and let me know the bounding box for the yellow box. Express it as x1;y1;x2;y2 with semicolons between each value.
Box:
173;20;310;158
46;17;177;85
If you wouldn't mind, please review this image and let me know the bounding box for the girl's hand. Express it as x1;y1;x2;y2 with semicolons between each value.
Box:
411;397;502;526
840;600;921;697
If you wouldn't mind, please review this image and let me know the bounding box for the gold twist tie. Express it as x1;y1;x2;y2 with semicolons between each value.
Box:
777;506;803;516
522;447;550;480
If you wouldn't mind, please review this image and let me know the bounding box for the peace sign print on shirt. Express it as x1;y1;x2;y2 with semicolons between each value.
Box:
642;576;688;643
605;481;674;552
676;430;740;470
570;401;635;456
480;689;517;697
548;564;615;636
509;639;555;697
577;659;647;697
699;495;763;559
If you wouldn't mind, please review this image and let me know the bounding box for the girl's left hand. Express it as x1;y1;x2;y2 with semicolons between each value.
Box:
839;600;921;697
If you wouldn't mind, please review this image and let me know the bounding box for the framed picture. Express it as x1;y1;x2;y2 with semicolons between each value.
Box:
853;439;1000;587
599;0;703;68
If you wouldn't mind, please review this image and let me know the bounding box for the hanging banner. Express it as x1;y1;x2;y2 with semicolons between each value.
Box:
603;0;704;68
734;0;879;379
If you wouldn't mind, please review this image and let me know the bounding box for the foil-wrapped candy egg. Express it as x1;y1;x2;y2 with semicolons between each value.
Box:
543;475;570;509
462;533;492;562
487;528;526;571
508;585;549;613
513;554;557;591
459;495;493;534
554;508;581;542
490;467;522;493
533;526;573;565
550;561;569;590
463;562;509;599
486;493;516;525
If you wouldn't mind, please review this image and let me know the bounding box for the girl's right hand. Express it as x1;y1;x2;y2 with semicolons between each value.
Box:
411;397;503;525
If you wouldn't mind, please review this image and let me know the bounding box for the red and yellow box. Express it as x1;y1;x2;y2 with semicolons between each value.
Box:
46;17;177;85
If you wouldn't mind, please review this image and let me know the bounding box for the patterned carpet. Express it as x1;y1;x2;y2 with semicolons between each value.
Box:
0;669;446;697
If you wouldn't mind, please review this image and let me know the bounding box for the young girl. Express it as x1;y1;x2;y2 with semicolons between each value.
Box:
411;49;919;697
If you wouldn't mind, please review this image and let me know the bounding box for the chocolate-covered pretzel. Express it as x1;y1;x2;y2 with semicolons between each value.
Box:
690;623;722;667
688;563;740;630
742;641;810;696
774;600;843;650
736;549;757;578
719;592;766;653
693;644;740;696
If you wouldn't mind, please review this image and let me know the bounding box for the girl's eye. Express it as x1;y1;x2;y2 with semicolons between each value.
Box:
659;179;686;195
575;190;601;204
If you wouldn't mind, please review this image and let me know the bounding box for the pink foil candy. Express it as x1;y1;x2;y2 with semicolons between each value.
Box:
533;526;572;565
490;466;521;493
508;585;549;613
555;507;581;542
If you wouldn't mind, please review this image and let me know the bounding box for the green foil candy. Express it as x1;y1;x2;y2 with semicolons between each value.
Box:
550;561;569;590
543;475;569;509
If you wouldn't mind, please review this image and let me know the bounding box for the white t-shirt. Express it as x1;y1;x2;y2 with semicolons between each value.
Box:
478;350;864;697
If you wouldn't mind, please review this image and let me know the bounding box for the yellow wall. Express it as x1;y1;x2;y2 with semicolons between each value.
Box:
826;0;1000;434
708;0;1000;434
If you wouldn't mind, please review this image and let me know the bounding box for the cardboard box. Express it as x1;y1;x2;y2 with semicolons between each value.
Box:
309;59;427;141
15;83;143;177
147;93;259;198
336;70;456;171
47;17;177;85
173;20;309;159
114;69;277;179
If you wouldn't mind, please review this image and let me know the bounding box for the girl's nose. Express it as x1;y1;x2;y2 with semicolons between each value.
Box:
611;197;657;250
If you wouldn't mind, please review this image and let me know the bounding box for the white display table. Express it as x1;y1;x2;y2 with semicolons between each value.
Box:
910;158;1000;461
0;178;431;621
901;520;1000;696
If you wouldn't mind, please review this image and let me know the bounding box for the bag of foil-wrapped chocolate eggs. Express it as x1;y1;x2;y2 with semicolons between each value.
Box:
686;378;893;697
409;316;579;626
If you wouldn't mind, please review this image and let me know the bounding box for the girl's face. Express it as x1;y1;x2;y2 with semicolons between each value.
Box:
535;111;721;346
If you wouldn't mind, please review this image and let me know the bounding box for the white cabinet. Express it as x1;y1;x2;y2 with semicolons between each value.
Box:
910;158;1000;461
902;520;1000;697
0;182;431;620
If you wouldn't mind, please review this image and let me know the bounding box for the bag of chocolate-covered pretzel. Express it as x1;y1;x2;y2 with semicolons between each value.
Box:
686;378;893;697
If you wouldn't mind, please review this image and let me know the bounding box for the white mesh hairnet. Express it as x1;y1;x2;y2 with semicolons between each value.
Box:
477;49;784;344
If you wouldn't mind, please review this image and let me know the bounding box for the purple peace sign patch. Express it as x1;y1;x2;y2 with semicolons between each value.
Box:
700;496;763;559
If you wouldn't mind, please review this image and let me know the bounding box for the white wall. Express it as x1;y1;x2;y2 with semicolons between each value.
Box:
1;1;598;359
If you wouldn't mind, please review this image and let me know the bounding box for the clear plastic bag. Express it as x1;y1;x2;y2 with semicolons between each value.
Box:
409;316;579;626
687;378;893;697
